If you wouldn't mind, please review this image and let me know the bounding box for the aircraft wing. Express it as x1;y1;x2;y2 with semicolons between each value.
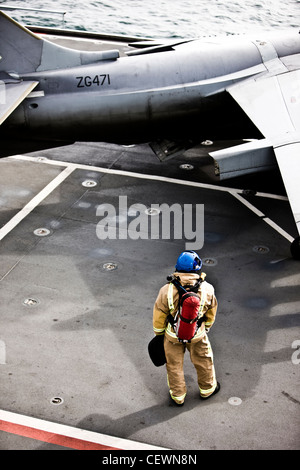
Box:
0;80;39;125
216;67;300;236
127;39;193;56
227;68;300;141
273;140;300;235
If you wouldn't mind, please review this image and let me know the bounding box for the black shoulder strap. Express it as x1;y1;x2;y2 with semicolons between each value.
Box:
167;275;187;298
185;279;201;293
167;275;201;296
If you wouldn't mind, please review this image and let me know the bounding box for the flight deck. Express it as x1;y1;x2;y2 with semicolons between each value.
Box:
0;139;299;451
0;28;299;452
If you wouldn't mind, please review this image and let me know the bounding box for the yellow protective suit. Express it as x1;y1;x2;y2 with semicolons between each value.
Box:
153;272;218;404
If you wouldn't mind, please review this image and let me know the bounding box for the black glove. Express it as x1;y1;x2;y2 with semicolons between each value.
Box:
197;316;206;328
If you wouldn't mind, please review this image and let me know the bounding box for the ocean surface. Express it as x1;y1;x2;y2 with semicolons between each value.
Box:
0;0;299;39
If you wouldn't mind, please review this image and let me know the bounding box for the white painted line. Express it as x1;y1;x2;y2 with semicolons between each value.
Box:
6;154;295;243
9;154;289;200
230;191;294;243
10;154;238;193
0;409;167;450
230;191;266;217
255;191;288;201
0;166;75;241
263;217;294;243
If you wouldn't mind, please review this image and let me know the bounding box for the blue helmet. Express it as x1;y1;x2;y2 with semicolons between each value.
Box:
175;251;202;273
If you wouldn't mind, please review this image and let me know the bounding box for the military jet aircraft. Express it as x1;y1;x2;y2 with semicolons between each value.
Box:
0;11;299;258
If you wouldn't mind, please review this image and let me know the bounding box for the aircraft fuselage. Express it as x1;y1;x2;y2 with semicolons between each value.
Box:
5;33;297;144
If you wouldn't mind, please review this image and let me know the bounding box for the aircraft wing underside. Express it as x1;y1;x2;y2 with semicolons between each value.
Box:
274;141;300;235
0;80;39;125
212;68;300;236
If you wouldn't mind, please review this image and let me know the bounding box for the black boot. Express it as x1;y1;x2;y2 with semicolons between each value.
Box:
200;382;220;400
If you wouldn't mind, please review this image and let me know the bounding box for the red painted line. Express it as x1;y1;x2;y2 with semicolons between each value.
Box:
0;419;120;450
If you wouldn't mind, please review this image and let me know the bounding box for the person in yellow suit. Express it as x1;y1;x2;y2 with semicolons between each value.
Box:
153;250;220;406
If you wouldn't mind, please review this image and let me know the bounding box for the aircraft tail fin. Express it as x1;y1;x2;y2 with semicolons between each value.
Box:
0;11;119;74
0;11;43;74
